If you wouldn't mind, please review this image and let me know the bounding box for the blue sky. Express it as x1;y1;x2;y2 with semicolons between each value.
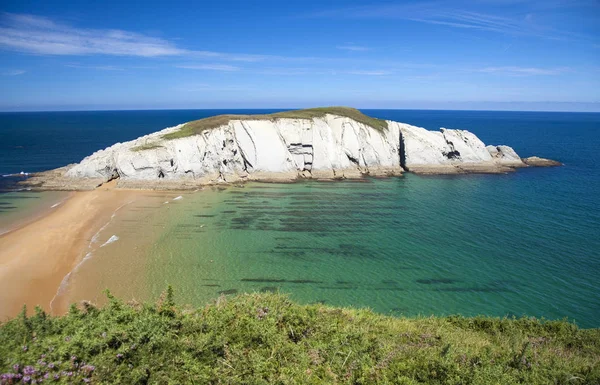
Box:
0;0;599;111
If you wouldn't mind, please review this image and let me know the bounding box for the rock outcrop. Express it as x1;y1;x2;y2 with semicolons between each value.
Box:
23;108;560;190
522;156;563;167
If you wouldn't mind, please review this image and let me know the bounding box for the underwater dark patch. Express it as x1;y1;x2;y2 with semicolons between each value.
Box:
217;289;238;295
241;278;287;283
288;279;323;284
416;279;461;285
437;287;513;293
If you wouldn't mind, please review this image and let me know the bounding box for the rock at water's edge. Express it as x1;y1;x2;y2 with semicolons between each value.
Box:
522;156;563;167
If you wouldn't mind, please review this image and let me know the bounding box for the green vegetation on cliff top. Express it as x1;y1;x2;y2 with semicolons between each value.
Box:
129;143;164;152
162;107;389;140
1;291;598;384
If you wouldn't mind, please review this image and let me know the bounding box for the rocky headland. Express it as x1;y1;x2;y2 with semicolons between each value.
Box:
22;107;561;190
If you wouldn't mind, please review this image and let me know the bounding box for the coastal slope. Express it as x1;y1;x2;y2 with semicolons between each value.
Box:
1;292;598;384
26;108;559;189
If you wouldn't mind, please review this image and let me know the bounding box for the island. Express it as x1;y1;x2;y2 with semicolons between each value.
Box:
24;107;561;190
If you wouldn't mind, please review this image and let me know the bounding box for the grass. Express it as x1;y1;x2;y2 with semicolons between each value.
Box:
161;107;389;140
129;142;164;152
1;290;598;384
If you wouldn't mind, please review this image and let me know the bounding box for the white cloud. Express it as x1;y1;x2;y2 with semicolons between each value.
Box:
66;64;124;71
0;13;188;56
313;3;599;42
477;66;567;76
172;83;254;92
344;70;391;76
2;69;25;76
0;13;273;61
337;45;369;51
176;64;240;71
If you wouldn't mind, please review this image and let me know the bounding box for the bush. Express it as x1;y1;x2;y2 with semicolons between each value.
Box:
1;291;598;384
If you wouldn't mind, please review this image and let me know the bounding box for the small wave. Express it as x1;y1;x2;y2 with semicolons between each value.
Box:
173;196;183;201
51;202;62;208
49;252;93;311
2;172;30;177
100;235;119;247
50;199;135;312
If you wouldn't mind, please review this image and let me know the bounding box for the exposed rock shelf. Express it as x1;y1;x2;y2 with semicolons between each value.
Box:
22;108;561;190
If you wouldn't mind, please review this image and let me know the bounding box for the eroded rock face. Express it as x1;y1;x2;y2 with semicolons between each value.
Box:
394;123;526;173
61;114;531;186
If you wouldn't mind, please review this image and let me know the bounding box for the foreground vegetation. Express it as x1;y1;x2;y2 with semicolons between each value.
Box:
1;291;598;384
162;107;389;140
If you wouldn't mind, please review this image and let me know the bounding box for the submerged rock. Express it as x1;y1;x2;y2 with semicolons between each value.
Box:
23;108;561;190
522;156;563;167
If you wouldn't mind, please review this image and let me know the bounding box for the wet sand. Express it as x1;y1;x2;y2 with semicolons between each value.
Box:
0;180;139;319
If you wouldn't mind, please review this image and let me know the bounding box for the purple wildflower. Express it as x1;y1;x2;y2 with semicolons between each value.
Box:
47;363;54;370
116;353;123;359
67;372;73;377
83;379;91;383
12;364;19;372
64;336;70;342
80;365;95;374
23;376;31;383
53;374;59;380
22;346;28;352
43;373;49;379
23;366;35;376
70;356;76;362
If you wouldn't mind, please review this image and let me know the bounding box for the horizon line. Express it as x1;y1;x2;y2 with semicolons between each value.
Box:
1;106;599;114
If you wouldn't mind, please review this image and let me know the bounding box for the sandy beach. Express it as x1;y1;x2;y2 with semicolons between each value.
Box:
0;181;139;319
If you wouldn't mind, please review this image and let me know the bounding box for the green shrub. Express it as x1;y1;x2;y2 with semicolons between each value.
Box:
129;142;164;152
1;291;598;384
162;107;389;140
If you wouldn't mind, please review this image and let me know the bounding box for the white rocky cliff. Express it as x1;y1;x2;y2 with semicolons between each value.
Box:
27;110;555;190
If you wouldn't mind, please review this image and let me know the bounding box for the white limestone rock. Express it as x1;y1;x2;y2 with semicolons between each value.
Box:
440;128;492;163
64;113;528;184
486;145;525;167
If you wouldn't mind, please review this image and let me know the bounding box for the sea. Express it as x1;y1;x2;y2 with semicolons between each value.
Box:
1;109;599;327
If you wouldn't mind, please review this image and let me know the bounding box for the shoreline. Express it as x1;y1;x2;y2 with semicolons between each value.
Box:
0;180;140;320
0;159;562;319
0;191;73;237
18;159;562;192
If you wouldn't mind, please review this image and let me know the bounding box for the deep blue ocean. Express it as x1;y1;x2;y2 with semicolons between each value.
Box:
1;109;599;327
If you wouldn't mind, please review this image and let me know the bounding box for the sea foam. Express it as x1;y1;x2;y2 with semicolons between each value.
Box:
100;235;119;247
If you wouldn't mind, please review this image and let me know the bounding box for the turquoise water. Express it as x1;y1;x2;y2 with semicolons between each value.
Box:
0;191;70;235
1;110;599;327
143;175;600;328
